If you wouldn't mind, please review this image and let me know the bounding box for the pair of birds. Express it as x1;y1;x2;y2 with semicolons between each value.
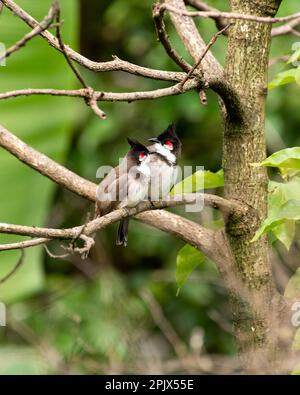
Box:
95;125;182;246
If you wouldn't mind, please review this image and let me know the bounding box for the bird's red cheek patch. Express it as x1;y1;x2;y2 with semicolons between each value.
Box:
139;152;145;161
164;140;173;150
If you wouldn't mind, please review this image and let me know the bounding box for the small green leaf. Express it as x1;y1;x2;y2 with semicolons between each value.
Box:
252;200;300;244
171;169;223;195
176;244;205;291
272;220;295;250
268;68;297;90
255;147;300;170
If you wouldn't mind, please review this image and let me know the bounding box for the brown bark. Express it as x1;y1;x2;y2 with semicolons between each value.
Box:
223;0;282;373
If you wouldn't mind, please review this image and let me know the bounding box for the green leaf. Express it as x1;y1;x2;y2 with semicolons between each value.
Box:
171;169;223;195
252;179;300;248
271;220;295;250
252;199;300;244
267;179;300;248
254;147;300;170
268;68;297;90
176;244;205;291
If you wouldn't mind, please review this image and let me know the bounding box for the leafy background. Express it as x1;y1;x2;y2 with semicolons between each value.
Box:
0;0;299;374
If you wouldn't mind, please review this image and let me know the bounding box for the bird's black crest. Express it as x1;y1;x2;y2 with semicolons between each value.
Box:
127;138;149;153
157;124;178;141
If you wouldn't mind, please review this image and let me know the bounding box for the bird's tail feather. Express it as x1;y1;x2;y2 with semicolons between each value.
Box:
116;218;129;247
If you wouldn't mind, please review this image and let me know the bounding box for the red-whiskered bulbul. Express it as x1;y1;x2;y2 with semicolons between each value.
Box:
147;124;182;201
95;138;151;247
116;125;182;246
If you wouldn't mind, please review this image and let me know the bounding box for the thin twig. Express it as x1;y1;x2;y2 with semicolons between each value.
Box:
63;234;95;259
198;88;207;105
184;0;228;31
268;55;289;67
0;2;57;63
71;212;91;246
179;23;232;90
271;17;300;37
0;0;186;82
140;288;192;372
54;1;107;119
290;28;300;38
0;0;241;111
185;0;300;38
0;250;25;284
0;238;49;251
0;78;199;103
44;244;70;259
54;0;87;89
153;2;192;73
86;89;107;120
163;4;300;24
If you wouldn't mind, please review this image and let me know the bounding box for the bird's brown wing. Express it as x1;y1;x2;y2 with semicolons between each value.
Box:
95;165;120;216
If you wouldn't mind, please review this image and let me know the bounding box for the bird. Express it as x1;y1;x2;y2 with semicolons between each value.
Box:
116;124;182;247
147;124;182;202
95;138;151;247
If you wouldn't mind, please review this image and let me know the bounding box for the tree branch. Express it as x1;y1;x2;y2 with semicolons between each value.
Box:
184;0;229;32
0;1;57;64
0;124;244;214
0;123;242;265
0;0;241;121
165;0;244;124
54;1;87;89
185;0;300;38
0;250;24;284
0;0;186;83
0;193;243;240
0;194;236;266
53;1;107;119
178;23;232;90
164;3;300;24
271;17;300;37
153;2;192;73
165;0;223;82
0;238;49;251
0;78;199;103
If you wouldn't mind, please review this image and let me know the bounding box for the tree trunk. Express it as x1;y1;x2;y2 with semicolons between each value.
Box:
223;0;282;373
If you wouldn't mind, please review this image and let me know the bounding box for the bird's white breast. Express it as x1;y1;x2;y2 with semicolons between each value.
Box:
152;143;176;164
148;154;178;200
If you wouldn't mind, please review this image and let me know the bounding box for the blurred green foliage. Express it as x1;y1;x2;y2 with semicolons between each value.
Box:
0;0;299;374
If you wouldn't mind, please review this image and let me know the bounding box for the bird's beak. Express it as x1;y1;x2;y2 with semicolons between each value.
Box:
148;137;160;143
